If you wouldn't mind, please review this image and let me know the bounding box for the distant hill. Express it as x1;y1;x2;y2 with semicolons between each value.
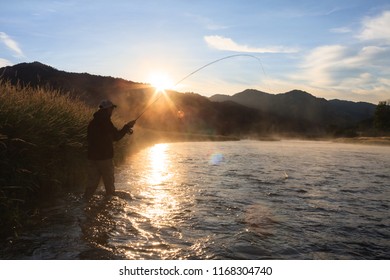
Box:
0;61;145;107
0;62;377;137
210;89;376;128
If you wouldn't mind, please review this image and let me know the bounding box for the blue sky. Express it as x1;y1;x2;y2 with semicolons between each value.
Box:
1;0;390;103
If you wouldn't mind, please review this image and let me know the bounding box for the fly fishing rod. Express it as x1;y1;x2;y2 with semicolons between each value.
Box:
132;54;266;123
134;92;165;121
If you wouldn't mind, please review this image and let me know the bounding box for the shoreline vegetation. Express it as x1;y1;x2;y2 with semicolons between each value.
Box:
0;82;388;240
0;82;92;238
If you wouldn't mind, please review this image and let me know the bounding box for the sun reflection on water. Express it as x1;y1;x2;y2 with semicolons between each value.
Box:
119;143;199;259
148;143;170;185
142;144;177;225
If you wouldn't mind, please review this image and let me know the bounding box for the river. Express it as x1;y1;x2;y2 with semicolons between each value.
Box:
1;140;389;259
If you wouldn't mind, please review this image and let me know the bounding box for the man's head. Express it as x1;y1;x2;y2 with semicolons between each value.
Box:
99;99;117;116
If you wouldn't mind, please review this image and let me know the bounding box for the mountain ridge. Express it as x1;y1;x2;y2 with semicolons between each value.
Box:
210;89;375;128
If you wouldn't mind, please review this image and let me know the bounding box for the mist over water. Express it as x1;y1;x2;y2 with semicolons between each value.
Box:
2;140;389;259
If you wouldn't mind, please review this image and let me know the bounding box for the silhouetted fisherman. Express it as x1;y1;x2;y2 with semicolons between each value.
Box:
84;100;135;200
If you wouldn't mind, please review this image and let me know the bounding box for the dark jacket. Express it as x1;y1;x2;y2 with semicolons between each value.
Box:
87;109;128;160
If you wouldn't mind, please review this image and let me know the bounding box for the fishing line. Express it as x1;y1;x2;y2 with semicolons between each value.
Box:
134;54;267;121
174;54;267;88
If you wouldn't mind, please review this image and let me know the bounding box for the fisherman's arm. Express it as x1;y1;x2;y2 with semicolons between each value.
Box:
110;120;136;141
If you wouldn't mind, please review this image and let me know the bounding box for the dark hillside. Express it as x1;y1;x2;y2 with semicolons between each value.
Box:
0;61;145;107
210;89;376;128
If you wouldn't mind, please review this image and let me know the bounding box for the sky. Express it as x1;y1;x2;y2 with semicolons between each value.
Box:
1;0;390;103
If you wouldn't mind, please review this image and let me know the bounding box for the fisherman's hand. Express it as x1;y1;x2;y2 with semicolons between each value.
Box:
127;120;136;128
123;124;133;134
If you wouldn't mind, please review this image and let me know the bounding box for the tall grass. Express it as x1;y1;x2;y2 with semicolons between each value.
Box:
0;82;94;237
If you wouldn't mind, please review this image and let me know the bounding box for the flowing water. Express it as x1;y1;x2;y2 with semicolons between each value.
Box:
2;140;389;259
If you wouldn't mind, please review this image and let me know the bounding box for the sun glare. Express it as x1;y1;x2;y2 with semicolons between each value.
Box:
143;143;177;223
148;72;174;92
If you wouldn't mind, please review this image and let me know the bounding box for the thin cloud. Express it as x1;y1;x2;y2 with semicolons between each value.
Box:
296;10;390;92
292;43;390;101
0;32;24;57
344;46;390;68
357;10;390;43
204;35;298;54
294;45;347;87
305;10;390;101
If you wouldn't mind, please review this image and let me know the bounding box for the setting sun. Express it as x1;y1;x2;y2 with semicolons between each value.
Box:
148;72;174;92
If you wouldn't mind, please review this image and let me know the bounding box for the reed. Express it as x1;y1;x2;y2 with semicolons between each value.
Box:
0;81;94;237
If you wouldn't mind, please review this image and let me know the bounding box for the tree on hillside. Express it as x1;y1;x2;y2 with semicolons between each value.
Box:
374;100;390;132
